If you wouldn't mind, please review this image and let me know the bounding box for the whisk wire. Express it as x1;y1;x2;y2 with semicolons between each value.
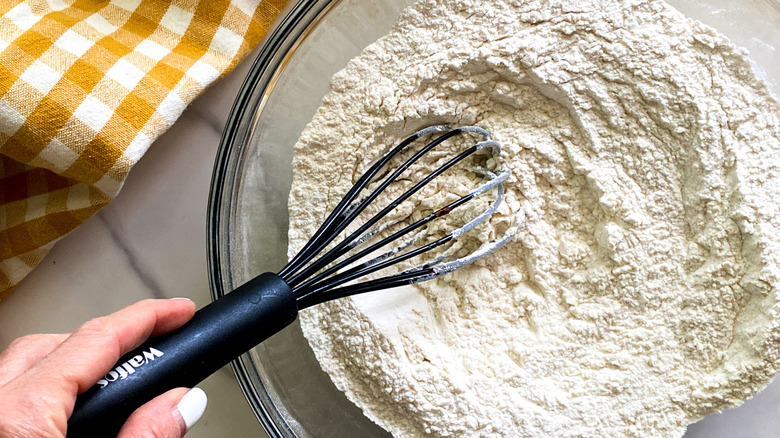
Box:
279;126;454;280
280;125;515;309
295;169;511;306
293;168;509;294
296;232;454;302
278;129;440;279
284;131;475;287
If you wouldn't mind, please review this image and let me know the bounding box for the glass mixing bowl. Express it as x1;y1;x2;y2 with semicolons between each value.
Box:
207;0;780;436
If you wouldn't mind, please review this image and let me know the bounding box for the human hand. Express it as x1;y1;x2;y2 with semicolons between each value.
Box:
0;298;206;438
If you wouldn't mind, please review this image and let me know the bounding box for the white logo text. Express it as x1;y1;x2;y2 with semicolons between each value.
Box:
97;347;164;388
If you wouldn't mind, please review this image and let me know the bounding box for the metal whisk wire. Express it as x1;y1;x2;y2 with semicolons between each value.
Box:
279;125;514;310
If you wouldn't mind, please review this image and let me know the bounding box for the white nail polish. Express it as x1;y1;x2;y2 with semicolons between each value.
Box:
176;387;208;432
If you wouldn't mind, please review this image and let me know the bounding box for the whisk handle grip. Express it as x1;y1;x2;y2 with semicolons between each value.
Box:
67;272;297;437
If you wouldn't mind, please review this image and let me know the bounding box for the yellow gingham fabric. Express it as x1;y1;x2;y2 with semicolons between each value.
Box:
0;0;289;299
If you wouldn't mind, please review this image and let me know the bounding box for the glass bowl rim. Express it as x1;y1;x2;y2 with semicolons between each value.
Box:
206;0;337;436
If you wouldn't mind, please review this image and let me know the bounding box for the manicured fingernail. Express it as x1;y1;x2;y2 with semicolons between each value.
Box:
176;387;207;432
171;297;193;302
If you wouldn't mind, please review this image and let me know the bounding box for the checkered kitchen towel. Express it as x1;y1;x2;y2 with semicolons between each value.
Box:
0;0;289;299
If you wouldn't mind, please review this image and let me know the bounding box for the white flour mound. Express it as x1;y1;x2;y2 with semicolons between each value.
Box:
287;0;780;436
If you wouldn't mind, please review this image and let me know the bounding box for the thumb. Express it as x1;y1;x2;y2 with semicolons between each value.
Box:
117;387;207;438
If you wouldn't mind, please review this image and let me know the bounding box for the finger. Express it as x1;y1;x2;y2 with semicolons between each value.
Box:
26;298;196;397
117;387;208;438
0;333;69;387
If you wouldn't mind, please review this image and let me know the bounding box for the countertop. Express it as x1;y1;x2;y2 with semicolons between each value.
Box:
2;0;780;436
0;41;268;438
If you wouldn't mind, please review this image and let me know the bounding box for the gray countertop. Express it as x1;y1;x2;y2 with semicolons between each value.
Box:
2;0;780;436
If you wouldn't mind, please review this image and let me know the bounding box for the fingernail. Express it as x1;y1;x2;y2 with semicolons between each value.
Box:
176;387;207;432
171;297;193;302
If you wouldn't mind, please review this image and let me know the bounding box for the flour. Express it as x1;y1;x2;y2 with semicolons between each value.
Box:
286;0;780;436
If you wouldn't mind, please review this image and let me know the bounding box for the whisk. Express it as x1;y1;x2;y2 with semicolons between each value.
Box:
66;125;513;437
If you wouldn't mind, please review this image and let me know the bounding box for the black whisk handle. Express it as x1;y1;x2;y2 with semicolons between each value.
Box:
66;272;297;437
